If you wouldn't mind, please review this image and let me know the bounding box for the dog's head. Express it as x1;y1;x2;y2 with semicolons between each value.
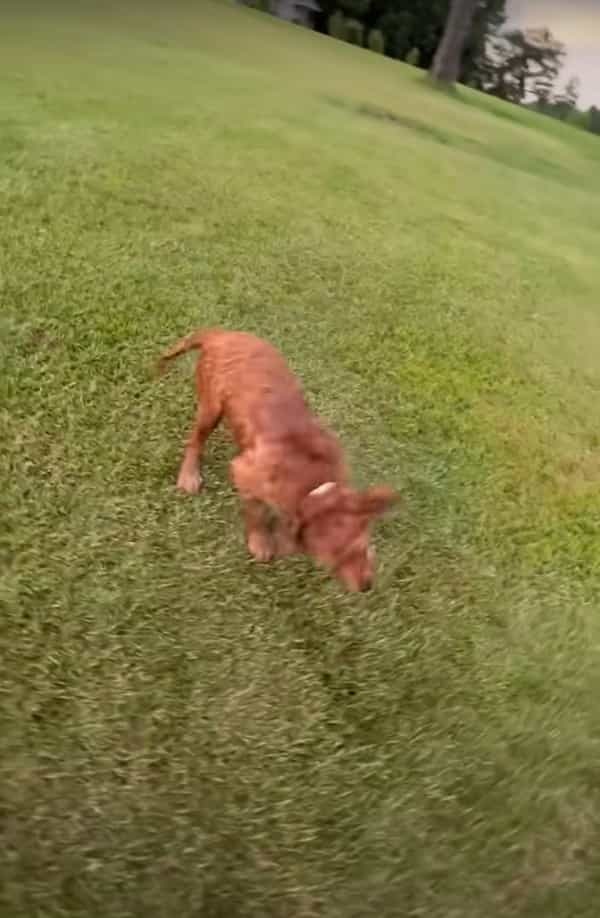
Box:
298;482;398;592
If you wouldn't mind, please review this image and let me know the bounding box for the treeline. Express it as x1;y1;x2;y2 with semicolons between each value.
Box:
315;0;504;89
244;0;600;137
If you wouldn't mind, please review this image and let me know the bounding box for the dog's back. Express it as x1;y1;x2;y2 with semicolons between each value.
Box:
163;329;326;452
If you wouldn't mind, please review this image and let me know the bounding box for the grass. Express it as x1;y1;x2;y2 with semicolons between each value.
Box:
2;1;600;914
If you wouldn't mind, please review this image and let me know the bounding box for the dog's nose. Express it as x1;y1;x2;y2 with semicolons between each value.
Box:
360;577;373;592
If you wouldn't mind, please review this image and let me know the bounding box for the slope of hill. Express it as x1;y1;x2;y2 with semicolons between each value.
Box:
2;2;600;915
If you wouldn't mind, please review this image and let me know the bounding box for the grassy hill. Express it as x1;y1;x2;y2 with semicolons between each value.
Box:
2;1;600;915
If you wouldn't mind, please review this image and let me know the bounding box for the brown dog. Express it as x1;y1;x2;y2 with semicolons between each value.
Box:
159;329;397;591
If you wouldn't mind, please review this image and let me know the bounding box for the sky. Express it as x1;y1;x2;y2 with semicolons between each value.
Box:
508;0;600;108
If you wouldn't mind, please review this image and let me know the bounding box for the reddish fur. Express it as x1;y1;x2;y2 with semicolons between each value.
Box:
159;329;398;591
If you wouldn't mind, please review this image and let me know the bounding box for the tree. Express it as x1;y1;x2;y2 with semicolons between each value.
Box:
376;9;414;62
364;1;451;71
367;28;385;54
460;0;506;88
533;73;555;110
315;1;507;80
328;9;347;39
565;75;580;107
554;75;580;120
337;0;370;16
405;47;421;67
589;106;600;136
430;0;479;84
483;27;565;104
345;17;365;44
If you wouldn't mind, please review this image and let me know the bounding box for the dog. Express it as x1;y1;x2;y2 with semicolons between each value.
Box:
159;329;398;591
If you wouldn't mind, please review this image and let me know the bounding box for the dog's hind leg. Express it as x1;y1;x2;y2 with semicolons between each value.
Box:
176;374;222;494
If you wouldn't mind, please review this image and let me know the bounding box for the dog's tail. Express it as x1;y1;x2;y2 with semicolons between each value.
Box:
157;329;209;375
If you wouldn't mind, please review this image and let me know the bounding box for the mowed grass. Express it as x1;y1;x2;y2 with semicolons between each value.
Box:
2;1;600;914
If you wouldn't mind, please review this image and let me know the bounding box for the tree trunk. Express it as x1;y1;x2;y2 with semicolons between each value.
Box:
430;0;479;85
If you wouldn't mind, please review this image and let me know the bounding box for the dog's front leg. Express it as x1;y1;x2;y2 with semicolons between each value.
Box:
272;516;301;559
242;499;275;563
230;452;276;562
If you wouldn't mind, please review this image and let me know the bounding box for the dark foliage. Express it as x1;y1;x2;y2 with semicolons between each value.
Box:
315;0;504;79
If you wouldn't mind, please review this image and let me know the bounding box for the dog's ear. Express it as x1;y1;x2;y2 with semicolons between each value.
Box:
349;485;400;519
299;482;342;523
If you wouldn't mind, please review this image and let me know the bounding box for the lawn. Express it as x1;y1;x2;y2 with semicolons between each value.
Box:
2;1;600;915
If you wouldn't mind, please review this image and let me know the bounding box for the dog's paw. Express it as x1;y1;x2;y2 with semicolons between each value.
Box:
176;469;203;494
247;531;275;563
273;528;300;559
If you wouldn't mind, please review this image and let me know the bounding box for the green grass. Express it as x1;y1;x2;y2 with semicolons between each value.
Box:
2;1;600;914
